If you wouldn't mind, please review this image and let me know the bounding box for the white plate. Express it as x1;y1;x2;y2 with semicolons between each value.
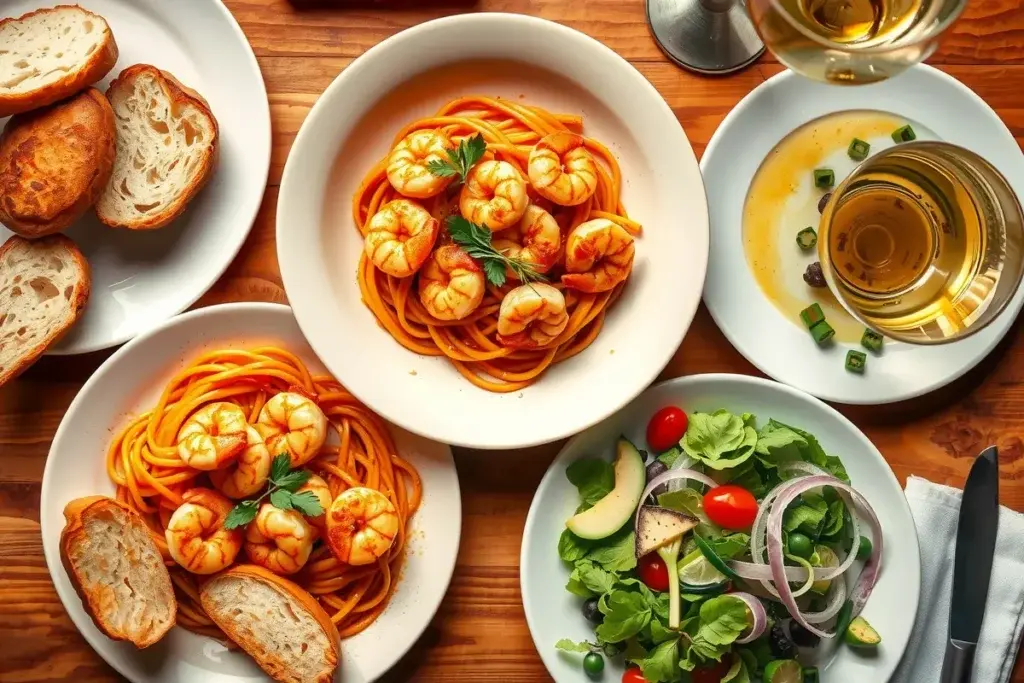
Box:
276;13;709;450
40;303;461;683
0;0;270;354
521;374;920;682
701;65;1024;405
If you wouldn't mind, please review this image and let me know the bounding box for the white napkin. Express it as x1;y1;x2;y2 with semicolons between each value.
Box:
891;475;1024;682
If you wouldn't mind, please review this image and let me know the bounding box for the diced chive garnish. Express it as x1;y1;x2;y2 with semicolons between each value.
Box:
810;320;835;346
813;168;835;189
847;138;870;161
796;227;818;250
891;125;916;143
861;328;884;352
846;349;867;373
800;303;826;329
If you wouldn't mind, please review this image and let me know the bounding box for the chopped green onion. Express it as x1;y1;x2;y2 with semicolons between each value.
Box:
847;138;870;161
800;303;826;329
810;320;835;346
845;349;867;373
796;227;818;250
813;168;835;189
861;328;884;352
891;124;916;143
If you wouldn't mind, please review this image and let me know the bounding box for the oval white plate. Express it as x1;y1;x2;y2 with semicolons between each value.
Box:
522;374;920;682
701;65;1024;405
0;0;270;354
40;303;461;683
276;13;709;450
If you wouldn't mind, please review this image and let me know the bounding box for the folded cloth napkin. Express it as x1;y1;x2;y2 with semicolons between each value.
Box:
891;475;1024;683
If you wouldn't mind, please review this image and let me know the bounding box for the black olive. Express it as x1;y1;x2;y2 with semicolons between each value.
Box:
582;597;603;624
817;192;832;214
789;621;821;648
646;460;667;483
769;621;797;659
804;262;827;288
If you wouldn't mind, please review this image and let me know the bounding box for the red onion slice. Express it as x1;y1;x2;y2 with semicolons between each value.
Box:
634;468;716;530
729;592;768;644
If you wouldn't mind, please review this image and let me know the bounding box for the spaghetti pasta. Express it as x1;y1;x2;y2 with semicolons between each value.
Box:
106;346;422;639
353;96;639;392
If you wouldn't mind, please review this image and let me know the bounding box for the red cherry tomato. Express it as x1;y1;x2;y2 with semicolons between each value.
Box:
646;406;688;452
690;659;732;683
636;552;670;592
622;668;648;683
703;485;759;530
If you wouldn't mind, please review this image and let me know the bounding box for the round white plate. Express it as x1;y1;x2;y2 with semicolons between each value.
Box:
0;0;270;354
522;374;920;682
40;303;461;683
701;65;1024;405
276;13;709;450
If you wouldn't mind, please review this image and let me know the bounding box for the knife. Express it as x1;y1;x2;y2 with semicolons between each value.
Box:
939;446;1001;683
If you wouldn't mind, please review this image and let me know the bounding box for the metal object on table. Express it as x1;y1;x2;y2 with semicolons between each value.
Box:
646;0;765;75
940;445;1001;683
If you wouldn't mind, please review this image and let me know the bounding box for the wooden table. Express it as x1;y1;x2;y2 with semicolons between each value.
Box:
2;0;1023;680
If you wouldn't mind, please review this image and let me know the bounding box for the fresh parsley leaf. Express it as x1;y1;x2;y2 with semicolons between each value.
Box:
596;590;651;643
555;638;595;653
445;215;546;286
270;488;294;510
638;639;680;682
270;454;291;482
575;560;618;595
586;529;637;573
290;490;324;517
425;133;487;185
566;458;616;507
647;618;678;645
223;499;258;530
226;457;322;530
273;468;312;493
619;577;669;621
566;567;594;598
425;159;457;178
558;529;592;563
482;259;507;288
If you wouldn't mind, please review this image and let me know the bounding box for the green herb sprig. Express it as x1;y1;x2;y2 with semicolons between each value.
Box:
224;454;324;529
446;215;546;287
426;133;486;185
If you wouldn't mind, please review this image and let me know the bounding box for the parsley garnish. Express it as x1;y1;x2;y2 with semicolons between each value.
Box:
426;133;486;185
446;215;546;287
223;454;324;530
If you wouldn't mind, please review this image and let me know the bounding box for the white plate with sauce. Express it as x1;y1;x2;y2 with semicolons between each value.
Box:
701;65;1024;405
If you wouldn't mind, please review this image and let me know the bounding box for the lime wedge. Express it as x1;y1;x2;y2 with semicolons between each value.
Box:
763;659;803;683
678;554;727;587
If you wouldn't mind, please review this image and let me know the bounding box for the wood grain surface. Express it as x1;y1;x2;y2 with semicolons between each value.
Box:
2;0;1023;681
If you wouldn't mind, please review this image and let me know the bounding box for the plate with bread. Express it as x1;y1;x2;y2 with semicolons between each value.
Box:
0;2;270;373
41;302;462;683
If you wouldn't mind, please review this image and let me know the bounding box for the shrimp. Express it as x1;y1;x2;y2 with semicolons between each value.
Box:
209;426;272;499
165;488;243;575
496;283;569;349
492;204;561;276
325;487;399;566
527;132;598;207
255;392;328;467
244;503;316;575
561;218;635;293
364;199;440;278
386;129;454;199
297;474;332;532
176;402;248;471
418;245;486;321
459;159;528;231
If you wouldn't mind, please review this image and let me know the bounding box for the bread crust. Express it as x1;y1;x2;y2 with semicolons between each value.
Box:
0;6;119;117
0;234;90;386
59;495;176;648
0;88;116;237
200;564;341;683
98;64;220;230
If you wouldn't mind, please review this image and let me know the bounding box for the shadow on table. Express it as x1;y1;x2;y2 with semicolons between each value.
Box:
285;0;477;9
379;623;442;681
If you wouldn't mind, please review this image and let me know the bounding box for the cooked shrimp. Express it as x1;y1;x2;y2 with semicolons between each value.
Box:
496;283;569;349
364;199;440;278
325;487;399;566
255;392;327;467
244;503;316;575
561;218;635;293
459;159;528;231
175;402;248;471
297;474;332;532
528;132;598;207
209;426;271;499
165;488;242;575
418;245;486;321
386;129;454;199
492;204;561;276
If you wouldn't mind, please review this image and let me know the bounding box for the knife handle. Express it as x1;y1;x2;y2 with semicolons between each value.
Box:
940;639;977;683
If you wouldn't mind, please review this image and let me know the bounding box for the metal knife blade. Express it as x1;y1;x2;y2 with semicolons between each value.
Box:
948;446;1000;643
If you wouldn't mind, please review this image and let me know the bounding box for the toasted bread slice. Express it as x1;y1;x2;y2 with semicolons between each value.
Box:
96;65;219;230
0;234;89;386
60;496;176;648
200;565;341;683
0;88;116;237
0;6;119;117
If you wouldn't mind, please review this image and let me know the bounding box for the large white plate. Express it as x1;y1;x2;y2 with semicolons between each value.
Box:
701;66;1024;405
40;303;461;683
276;13;709;450
0;0;270;354
522;374;920;682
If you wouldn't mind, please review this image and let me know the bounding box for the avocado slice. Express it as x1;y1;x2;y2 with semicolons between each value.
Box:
635;505;698;557
566;438;646;540
844;616;881;648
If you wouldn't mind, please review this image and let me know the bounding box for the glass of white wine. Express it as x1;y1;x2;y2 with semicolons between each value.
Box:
818;141;1024;344
747;0;967;83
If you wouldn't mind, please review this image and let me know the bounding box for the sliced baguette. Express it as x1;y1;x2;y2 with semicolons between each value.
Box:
200;565;341;683
0;6;119;117
96;64;219;230
0;234;89;386
60;496;176;648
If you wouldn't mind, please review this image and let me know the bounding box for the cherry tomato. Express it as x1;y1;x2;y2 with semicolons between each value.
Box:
703;485;759;530
646;406;688;452
622;668;647;683
636;552;670;592
689;659;732;683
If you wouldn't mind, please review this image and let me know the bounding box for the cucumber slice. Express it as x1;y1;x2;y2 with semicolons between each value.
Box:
845;616;881;648
692;533;740;581
763;659;803;683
